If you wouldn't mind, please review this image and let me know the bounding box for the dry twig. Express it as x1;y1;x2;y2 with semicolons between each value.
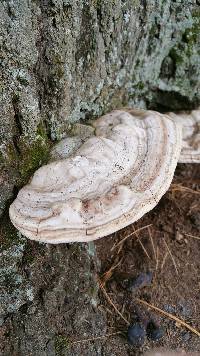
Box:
182;232;200;241
111;224;152;251
70;331;123;345
101;259;122;286
136;298;200;338
137;235;151;260
164;239;178;275
148;226;157;261
170;184;200;196
156;245;159;271
161;251;169;270
133;226;151;259
98;278;129;325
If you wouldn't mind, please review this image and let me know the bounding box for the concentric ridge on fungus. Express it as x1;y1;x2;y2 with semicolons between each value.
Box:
9;109;182;243
168;110;200;163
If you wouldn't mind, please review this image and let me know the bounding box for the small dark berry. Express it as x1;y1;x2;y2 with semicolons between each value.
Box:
127;323;146;346
147;321;164;341
126;272;153;292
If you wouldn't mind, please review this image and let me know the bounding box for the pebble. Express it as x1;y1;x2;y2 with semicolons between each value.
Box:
190;212;200;230
127;323;146;346
175;231;184;242
181;331;191;342
126;272;153;292
146;321;164;341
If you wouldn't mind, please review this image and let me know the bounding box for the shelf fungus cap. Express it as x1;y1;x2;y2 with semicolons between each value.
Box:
50;123;95;161
168;110;200;163
9;109;182;244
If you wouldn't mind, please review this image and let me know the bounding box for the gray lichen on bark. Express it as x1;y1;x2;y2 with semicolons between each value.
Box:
0;1;200;355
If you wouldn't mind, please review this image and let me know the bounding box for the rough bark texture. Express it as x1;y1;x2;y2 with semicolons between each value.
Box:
0;1;200;355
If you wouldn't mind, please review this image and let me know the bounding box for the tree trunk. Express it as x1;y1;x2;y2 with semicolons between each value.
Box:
0;1;200;355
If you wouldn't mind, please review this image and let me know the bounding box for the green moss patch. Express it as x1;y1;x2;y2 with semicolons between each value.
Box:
55;335;70;355
0;120;51;188
0;211;24;252
18;135;50;185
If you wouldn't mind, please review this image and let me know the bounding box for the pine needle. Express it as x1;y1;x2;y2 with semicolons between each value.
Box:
148;226;157;261
98;278;129;325
137;235;151;259
136;298;200;337
70;331;123;345
101;259;122;285
170;184;200;195
182;232;200;241
112;224;152;251
156;246;159;271
164;239;178;275
161;251;169;270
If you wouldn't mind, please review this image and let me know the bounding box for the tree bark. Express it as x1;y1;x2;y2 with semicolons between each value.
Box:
0;1;200;355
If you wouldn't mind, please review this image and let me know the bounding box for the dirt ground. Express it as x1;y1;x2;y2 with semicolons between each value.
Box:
94;163;200;354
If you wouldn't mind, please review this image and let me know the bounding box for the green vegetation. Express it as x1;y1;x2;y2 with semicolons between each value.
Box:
0;121;51;188
18;135;50;185
0;213;21;252
55;335;70;355
170;10;200;64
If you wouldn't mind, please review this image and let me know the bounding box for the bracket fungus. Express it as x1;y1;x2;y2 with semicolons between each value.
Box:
9;109;182;244
50;123;95;162
168;110;200;163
